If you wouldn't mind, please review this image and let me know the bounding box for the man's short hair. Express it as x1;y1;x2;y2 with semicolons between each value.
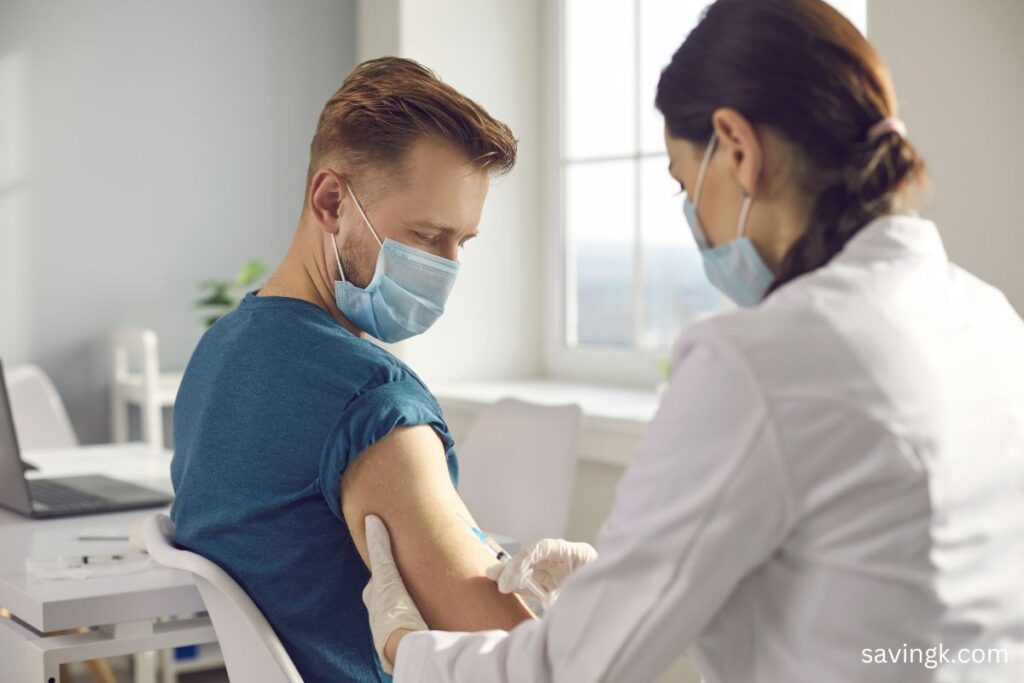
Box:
308;57;517;190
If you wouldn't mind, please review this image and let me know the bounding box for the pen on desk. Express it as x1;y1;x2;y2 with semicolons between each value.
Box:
76;535;130;541
73;552;148;566
80;554;131;565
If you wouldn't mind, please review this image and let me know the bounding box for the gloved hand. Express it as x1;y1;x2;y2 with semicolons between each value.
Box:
362;515;427;673
485;538;598;600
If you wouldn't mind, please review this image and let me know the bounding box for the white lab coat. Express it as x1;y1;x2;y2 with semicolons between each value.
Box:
394;215;1024;682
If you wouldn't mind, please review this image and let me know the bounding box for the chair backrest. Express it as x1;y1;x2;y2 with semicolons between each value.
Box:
2;364;78;449
456;398;582;545
142;514;304;683
112;327;161;389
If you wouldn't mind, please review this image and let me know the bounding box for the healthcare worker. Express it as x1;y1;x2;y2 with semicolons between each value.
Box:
361;0;1024;680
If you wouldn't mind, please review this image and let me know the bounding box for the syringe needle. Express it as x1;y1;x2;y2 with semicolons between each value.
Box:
467;522;551;605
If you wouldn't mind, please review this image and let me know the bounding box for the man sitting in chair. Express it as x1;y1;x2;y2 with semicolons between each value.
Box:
170;57;533;681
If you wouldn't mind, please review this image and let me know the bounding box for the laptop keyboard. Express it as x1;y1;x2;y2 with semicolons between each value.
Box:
29;479;111;511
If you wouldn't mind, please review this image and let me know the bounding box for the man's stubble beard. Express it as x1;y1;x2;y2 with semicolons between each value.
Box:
339;226;379;290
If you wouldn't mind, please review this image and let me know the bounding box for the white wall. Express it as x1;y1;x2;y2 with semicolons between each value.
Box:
869;0;1024;314
0;0;357;442
357;0;545;385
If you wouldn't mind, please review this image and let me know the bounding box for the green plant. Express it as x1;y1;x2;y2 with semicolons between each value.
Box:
659;356;672;381
195;259;267;327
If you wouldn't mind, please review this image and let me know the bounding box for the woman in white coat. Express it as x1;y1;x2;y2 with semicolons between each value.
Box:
362;0;1024;680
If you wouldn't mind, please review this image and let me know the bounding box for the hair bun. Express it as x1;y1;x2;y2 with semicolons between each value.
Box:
844;131;921;205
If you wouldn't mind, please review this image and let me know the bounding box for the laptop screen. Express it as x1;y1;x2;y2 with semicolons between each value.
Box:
0;360;35;514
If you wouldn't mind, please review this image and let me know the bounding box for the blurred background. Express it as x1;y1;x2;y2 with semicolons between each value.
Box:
3;0;1022;443
1;1;1022;679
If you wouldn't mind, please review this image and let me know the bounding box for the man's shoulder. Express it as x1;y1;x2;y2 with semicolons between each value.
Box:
193;294;429;393
340;344;435;405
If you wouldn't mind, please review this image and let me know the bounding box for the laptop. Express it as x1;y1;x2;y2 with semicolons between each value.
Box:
0;359;173;518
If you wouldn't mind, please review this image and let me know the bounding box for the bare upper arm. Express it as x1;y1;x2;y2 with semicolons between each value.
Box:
341;424;534;631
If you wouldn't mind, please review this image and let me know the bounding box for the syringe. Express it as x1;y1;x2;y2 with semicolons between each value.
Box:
467;524;550;604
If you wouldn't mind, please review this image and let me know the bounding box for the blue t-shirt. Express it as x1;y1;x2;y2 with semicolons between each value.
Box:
170;292;458;682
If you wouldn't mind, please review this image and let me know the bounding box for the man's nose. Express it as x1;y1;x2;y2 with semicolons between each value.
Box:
439;242;460;262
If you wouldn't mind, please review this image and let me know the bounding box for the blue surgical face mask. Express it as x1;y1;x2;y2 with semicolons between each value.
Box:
682;133;775;307
331;183;460;343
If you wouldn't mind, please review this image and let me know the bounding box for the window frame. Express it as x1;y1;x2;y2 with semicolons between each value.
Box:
542;0;866;387
542;0;693;388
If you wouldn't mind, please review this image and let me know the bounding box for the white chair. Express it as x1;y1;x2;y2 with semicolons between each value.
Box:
110;328;183;449
3;364;79;449
142;514;304;683
456;398;583;545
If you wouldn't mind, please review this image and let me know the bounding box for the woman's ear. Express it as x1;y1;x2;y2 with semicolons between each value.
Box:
711;108;763;198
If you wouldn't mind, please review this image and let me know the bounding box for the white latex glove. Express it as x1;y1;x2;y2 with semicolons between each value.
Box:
485;538;598;602
362;514;427;673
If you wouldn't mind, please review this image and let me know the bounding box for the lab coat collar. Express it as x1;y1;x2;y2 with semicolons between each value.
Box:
835;213;947;265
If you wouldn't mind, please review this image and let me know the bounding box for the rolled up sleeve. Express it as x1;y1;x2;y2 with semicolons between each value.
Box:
319;376;456;523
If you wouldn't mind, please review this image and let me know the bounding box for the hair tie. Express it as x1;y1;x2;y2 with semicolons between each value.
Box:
866;117;907;143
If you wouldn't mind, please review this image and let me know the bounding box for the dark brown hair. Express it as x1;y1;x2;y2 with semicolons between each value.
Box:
655;0;927;295
308;57;517;189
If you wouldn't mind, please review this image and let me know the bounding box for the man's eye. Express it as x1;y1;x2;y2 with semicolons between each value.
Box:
413;232;435;243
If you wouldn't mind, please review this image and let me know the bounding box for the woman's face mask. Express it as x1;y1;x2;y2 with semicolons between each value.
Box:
682;133;775;307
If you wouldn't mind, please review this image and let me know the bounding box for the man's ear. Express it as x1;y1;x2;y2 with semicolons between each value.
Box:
308;169;349;234
711;108;763;198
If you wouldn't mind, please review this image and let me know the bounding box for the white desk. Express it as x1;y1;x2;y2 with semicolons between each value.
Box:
0;444;214;683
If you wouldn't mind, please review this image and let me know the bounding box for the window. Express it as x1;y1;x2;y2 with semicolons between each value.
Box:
548;0;867;382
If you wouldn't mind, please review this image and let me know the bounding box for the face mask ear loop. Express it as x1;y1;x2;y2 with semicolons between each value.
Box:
330;233;347;283
692;133;718;209
343;180;384;247
736;194;753;238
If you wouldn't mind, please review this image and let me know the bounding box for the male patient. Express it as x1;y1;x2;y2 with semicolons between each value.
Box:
170;57;532;681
